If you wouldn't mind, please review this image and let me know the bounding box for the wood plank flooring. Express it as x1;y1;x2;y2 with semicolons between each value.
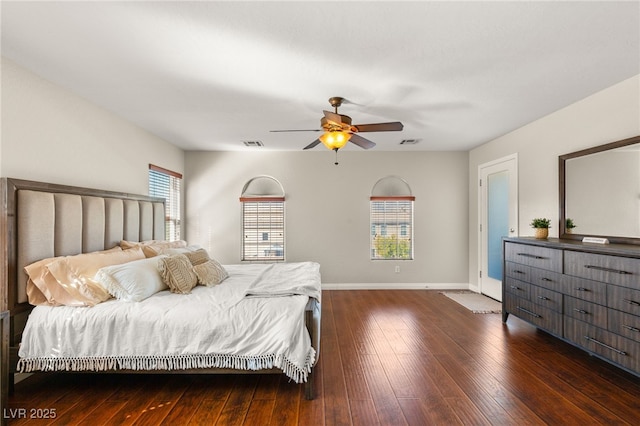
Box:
7;290;640;425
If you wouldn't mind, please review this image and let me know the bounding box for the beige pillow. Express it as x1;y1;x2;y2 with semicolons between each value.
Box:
25;256;63;306
158;254;197;294
184;248;210;266
193;258;229;287
23;246;140;307
121;239;188;258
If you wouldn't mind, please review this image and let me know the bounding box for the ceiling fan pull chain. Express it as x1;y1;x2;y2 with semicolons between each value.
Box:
334;148;339;165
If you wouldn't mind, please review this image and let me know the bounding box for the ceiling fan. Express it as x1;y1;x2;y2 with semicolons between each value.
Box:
270;97;404;152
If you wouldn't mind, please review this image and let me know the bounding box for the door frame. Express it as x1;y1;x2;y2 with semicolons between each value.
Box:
477;153;519;300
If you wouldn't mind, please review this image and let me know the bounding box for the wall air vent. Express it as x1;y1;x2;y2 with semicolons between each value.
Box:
243;140;264;147
400;139;421;145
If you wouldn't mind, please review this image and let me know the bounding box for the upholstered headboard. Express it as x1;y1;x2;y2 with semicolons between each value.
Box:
1;178;165;318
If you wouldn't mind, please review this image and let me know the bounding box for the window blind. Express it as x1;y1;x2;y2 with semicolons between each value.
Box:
370;196;414;260
149;164;182;241
240;197;285;261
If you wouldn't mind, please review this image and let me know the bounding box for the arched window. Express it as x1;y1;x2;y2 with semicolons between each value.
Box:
240;176;285;262
370;176;414;260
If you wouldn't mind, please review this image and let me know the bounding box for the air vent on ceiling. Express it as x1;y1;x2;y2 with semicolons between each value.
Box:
400;139;421;145
243;140;264;147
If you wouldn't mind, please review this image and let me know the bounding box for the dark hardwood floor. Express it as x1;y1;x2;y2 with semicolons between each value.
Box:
7;290;640;425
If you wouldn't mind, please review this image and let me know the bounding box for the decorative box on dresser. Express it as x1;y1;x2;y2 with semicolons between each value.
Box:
503;237;640;377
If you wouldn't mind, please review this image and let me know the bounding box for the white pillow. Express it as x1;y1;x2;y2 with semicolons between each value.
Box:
95;256;168;302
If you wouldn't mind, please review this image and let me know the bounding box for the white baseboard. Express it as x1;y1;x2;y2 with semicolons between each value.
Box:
321;283;470;290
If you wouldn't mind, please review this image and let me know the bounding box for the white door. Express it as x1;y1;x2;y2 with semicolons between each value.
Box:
479;154;518;301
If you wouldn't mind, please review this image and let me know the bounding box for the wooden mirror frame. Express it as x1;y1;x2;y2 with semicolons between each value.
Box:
559;134;640;245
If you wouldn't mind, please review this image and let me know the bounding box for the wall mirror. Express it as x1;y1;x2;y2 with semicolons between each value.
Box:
559;135;640;245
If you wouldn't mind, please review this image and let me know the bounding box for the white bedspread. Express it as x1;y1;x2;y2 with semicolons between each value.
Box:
18;262;321;383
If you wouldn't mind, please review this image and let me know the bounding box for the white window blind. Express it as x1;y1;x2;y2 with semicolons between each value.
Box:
241;197;285;261
370;196;414;260
149;164;182;241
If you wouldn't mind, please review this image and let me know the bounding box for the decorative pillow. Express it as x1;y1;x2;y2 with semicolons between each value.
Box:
23;246;136;307
95;256;168;302
184;248;210;266
158;254;198;294
193;258;229;287
120;240;188;258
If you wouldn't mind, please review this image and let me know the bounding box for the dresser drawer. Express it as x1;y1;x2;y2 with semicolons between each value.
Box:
564;251;639;288
529;285;563;313
608;285;640;316
529;267;565;293
564;296;607;328
565;317;640;374
608;310;640;343
505;262;532;281
505;277;531;299
563;275;608;304
505;242;562;272
505;295;562;336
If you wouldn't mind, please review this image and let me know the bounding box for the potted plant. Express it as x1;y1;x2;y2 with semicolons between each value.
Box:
530;218;551;239
566;218;576;233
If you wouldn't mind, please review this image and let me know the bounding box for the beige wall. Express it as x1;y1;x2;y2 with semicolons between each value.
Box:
1;58;184;195
468;74;640;287
185;150;469;286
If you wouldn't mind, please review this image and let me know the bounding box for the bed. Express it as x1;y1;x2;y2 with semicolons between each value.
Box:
0;177;321;405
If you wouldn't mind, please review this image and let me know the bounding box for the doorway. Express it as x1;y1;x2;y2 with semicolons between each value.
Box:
479;154;518;301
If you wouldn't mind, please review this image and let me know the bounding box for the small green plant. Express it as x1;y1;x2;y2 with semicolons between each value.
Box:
566;218;576;229
530;218;551;229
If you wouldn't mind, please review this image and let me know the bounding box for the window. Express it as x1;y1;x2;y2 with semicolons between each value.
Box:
240;176;285;262
370;197;414;260
148;164;182;241
241;199;284;261
370;176;414;260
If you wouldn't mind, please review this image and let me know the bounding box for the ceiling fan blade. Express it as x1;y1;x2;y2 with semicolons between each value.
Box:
349;134;376;149
353;122;404;132
303;139;322;150
270;129;322;132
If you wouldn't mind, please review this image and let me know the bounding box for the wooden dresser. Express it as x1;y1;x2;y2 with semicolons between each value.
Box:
502;237;640;376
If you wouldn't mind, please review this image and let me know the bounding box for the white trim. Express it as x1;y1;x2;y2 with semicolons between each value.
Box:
478;152;519;301
321;283;470;290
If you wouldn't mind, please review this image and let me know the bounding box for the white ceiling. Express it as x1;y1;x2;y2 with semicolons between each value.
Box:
2;1;639;152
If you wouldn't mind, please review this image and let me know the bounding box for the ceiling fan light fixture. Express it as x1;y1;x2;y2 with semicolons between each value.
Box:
319;131;351;150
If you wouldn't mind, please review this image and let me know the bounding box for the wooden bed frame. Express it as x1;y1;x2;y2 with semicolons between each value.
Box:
0;178;320;409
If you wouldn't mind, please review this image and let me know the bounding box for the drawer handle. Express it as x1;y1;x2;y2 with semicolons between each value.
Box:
584;336;627;356
513;270;525;274
575;287;589;292
573;308;589;315
584;265;632;275
510;285;523;291
624;298;640;307
537;296;549;301
541;277;553;282
518;253;545;259
622;325;640;333
516;306;541;318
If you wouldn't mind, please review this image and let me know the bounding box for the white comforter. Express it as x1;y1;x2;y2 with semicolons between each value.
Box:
18;262;321;383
